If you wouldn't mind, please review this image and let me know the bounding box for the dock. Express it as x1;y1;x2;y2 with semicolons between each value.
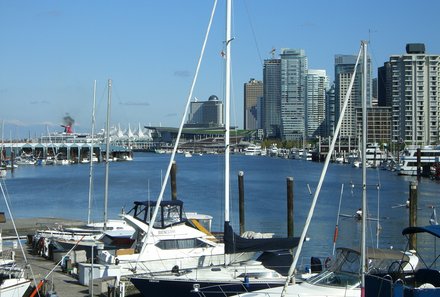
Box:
3;218;142;297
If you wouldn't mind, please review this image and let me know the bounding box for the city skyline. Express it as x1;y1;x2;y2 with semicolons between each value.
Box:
1;0;439;139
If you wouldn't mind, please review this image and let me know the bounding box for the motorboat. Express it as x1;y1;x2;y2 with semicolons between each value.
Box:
397;145;440;176
93;200;256;278
244;145;262;156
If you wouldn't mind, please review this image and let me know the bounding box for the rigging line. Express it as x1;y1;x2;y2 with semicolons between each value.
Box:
0;180;39;293
134;0;218;271
281;43;363;297
242;0;263;66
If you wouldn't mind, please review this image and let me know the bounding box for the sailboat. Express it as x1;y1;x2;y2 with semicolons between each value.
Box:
79;1;299;289
32;80;134;258
230;42;418;297
0;198;32;296
127;1;301;296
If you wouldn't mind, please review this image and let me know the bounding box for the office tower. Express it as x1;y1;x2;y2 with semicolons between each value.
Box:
263;58;281;138
243;78;263;130
334;54;372;140
306;69;329;138
325;83;336;137
280;48;308;141
187;95;224;128
389;43;440;145
378;62;392;107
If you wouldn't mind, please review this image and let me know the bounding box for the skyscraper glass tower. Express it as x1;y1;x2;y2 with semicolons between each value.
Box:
280;48;308;141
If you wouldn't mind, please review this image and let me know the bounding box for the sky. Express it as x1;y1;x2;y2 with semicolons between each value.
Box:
1;0;439;139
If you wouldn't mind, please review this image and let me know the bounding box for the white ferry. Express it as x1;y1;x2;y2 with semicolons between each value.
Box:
397;145;440;176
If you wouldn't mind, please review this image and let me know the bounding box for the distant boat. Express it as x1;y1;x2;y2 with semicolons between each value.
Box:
397;145;440;176
244;144;262;156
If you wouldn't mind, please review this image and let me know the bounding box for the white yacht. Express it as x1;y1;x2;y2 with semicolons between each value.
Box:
78;200;256;285
397;145;440;176
244;145;262;156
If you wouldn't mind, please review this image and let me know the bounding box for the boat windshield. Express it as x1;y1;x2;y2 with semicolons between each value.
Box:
306;248;407;288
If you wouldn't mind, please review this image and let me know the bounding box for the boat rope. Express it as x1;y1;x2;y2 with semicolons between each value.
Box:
281;43;363;297
0;178;40;295
134;0;219;272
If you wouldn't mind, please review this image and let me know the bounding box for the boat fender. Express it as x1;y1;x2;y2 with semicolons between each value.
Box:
115;258;119;265
171;265;179;274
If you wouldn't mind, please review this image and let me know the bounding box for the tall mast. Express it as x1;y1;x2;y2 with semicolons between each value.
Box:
104;79;112;231
87;80;97;224
224;0;231;224
361;40;368;297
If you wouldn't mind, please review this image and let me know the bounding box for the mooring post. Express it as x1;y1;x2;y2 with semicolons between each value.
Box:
417;148;421;181
409;181;418;250
10;151;15;172
238;171;245;235
171;161;177;200
287;177;294;237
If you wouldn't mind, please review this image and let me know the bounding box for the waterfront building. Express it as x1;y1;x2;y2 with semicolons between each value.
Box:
377;62;392;107
355;106;392;145
334;54;372;140
325;83;336;137
306;69;329;138
243;78;263;130
263;58;281;138
280;48;308;141
186;95;224;128
388;43;440;146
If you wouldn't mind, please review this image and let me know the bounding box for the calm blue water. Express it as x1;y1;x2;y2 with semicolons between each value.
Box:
1;152;439;264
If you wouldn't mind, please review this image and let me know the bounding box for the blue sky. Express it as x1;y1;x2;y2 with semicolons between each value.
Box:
1;0;439;139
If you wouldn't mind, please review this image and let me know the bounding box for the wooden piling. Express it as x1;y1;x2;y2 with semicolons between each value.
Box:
238;171;245;235
287;177;294;237
409;181;418;250
171;161;177;200
417;148;421;181
10;151;15;172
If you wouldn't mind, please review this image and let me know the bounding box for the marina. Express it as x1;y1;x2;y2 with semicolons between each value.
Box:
0;151;439;296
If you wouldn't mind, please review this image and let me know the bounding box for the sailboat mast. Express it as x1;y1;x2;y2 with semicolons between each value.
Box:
224;0;231;224
104;79;112;231
361;40;368;296
87;80;97;225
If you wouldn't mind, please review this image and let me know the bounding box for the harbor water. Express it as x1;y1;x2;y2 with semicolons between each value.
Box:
1;152;439;267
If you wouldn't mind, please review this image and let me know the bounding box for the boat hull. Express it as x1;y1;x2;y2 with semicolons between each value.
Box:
130;277;285;297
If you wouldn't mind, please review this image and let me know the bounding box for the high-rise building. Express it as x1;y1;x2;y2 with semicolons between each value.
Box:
325;83;336;137
306;69;328;138
334;54;372;140
280;48;308;141
243;78;263;130
186;95;224;128
377;62;392;107
263;58;281;138
389;43;440;146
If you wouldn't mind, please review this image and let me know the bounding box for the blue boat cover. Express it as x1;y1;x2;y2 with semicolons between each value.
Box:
402;225;440;238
